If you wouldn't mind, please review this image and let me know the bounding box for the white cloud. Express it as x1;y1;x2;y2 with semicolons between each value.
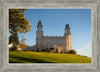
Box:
75;43;92;57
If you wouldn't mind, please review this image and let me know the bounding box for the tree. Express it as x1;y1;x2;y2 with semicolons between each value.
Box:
9;35;14;44
9;32;19;44
68;50;77;54
9;32;19;51
20;35;27;50
9;9;31;44
55;48;58;53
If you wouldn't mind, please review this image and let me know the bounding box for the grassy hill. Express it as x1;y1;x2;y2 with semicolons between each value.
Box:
9;51;91;63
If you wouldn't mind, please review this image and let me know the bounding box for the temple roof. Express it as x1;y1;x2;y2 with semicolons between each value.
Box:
37;20;43;28
65;24;70;29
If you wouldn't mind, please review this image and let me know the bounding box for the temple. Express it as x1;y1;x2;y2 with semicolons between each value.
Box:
27;20;72;53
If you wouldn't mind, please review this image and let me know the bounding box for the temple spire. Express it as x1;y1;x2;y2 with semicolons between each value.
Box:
37;20;43;28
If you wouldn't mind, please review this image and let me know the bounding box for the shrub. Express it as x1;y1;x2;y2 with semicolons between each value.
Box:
48;48;51;52
55;49;58;53
68;50;77;54
31;50;34;52
37;48;41;52
23;50;27;51
44;48;51;52
44;48;47;52
42;49;45;52
61;51;63;54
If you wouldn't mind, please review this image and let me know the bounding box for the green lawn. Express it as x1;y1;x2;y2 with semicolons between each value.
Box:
9;51;91;63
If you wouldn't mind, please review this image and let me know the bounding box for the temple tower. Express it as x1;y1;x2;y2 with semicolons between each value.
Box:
36;20;44;47
64;24;72;52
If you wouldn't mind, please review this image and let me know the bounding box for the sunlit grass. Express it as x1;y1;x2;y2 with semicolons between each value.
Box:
9;51;91;63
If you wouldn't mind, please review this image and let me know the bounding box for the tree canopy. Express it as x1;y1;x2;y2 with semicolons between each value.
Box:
9;9;31;34
9;9;31;44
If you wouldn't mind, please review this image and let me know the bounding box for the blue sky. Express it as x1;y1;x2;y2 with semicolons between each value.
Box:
17;9;91;57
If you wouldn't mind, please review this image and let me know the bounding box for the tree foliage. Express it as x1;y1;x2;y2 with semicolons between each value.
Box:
68;50;77;54
9;9;31;34
45;48;48;52
55;48;58;53
37;48;41;52
61;50;63;53
9;9;31;44
20;35;27;50
48;48;51;52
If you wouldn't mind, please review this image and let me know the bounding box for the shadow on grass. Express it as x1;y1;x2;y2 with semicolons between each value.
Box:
9;54;52;63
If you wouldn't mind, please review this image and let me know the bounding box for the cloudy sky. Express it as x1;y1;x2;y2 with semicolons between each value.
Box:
18;9;91;57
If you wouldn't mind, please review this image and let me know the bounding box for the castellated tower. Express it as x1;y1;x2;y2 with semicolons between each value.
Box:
64;24;72;52
36;20;44;47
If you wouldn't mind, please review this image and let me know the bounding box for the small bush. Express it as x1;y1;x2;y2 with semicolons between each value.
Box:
55;49;58;53
48;48;51;52
44;48;51;52
37;48;41;52
23;50;27;51
68;50;76;54
44;48;48;52
31;50;34;52
61;51;63;54
42;49;45;52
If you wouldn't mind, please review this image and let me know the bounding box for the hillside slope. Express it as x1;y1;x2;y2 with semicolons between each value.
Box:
9;51;91;63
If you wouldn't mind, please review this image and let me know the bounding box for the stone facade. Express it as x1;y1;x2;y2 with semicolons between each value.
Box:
35;20;72;53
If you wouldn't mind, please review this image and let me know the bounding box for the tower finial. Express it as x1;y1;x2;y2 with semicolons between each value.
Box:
37;19;43;28
65;24;70;29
